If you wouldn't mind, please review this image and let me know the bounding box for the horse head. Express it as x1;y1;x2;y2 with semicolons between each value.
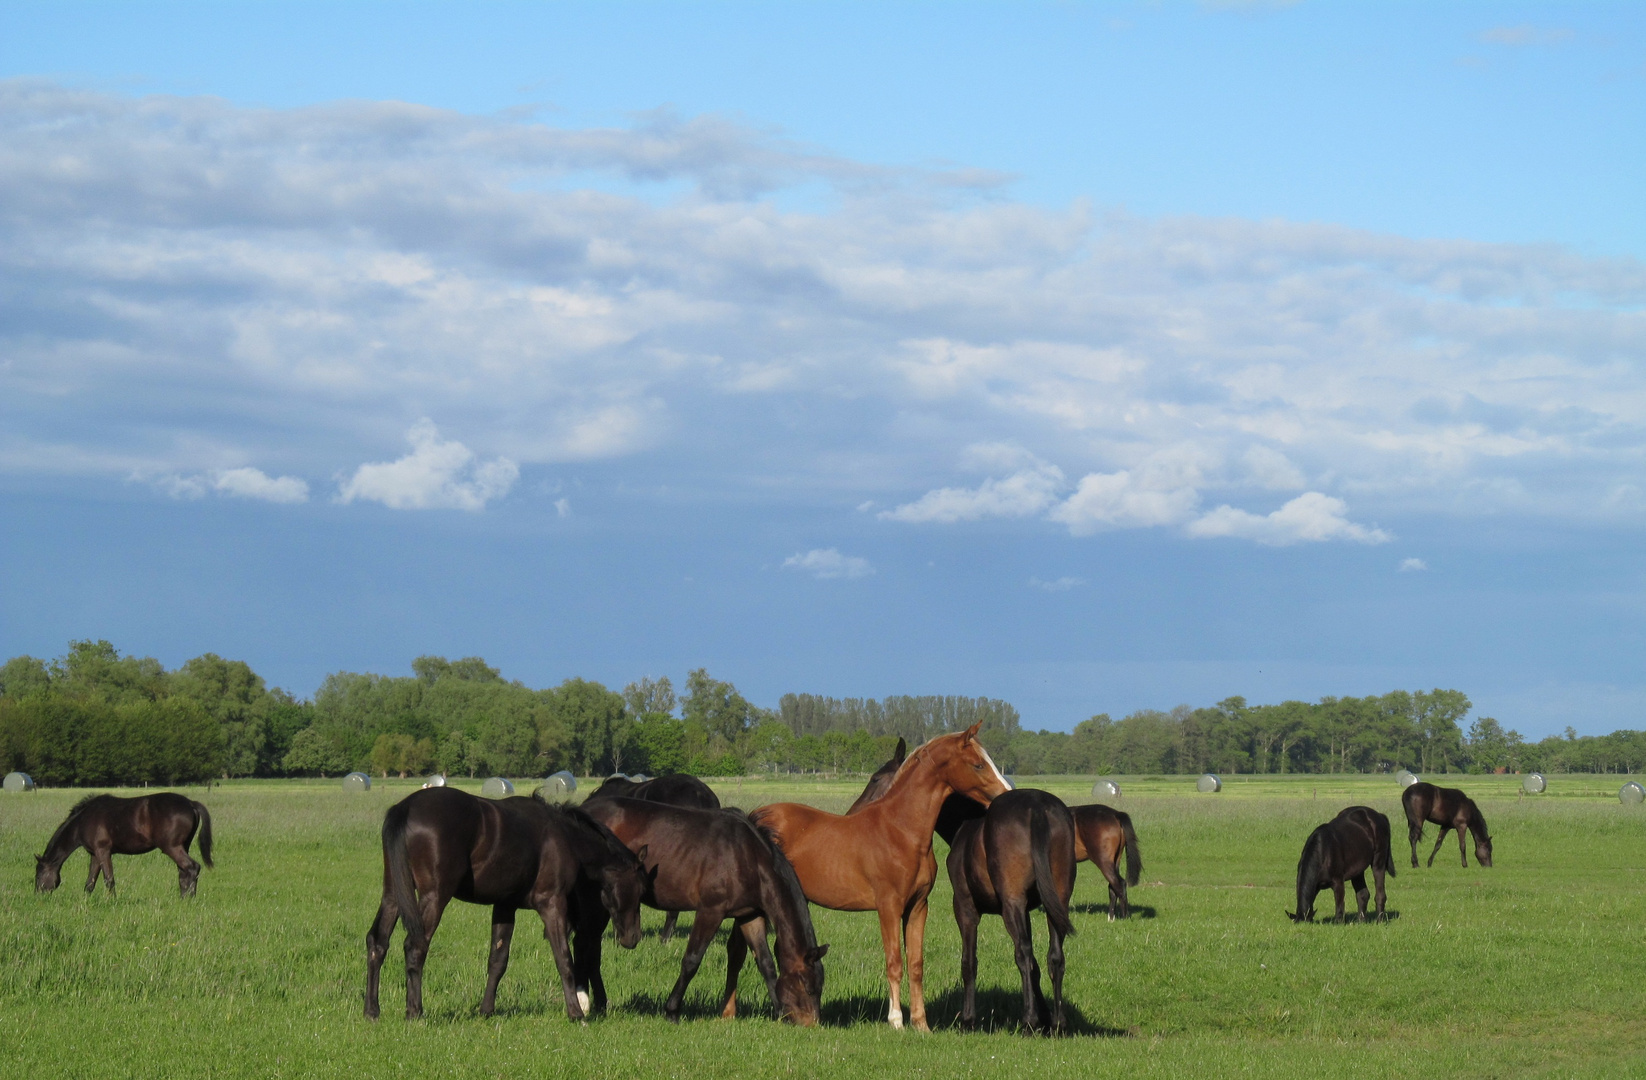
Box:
775;943;828;1027
34;855;60;893
1474;833;1494;868
601;843;649;949
928;722;1012;805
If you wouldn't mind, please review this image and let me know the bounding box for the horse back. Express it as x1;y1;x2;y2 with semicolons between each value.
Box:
400;788;554;905
586;798;766;913
750;801;890;910
1071;804;1122;866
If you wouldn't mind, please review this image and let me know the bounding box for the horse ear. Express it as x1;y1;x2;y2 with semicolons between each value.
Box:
809;944;829;961
894;737;907;761
963;721;982;740
633;843;648;865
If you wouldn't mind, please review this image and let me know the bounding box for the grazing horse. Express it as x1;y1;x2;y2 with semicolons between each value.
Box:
580;798;827;1025
947;789;1077;1034
1402;782;1493;869
752;723;1011;1031
35;792;213;897
364;787;648;1022
1072;804;1143;920
1287;805;1395;923
587;772;720;942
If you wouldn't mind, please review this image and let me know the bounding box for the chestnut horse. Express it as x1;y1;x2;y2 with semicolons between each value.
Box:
586;772;720;941
947;789;1076;1034
35;792;213;897
1401;781;1493;868
1072;804;1143;920
1286;805;1395;923
581;799;828;1025
752;723;1011;1030
364;787;648;1022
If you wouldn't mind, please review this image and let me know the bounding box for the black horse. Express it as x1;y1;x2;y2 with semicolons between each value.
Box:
364;787;648;1022
947;788;1076;1034
580;797;828;1025
1072;804;1143;920
586;772;720;942
1287;805;1395;923
1402;782;1493;868
35;792;213;897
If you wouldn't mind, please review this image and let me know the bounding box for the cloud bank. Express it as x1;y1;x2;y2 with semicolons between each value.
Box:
2;81;1642;542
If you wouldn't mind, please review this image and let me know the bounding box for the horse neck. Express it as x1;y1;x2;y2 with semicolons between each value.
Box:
560;813;622;876
1466;804;1489;841
757;858;816;971
42;815;86;866
872;746;958;833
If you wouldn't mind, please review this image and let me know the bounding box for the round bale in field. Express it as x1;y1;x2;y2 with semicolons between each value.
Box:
422;774;447;789
3;771;36;792
1396;769;1420;788
542;770;577;798
1522;772;1546;794
1092;778;1120;798
482;777;515;798
343;771;371;792
1620;782;1645;806
1197;773;1222;793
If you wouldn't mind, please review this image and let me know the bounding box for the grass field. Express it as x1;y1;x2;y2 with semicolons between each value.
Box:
2;773;1644;1079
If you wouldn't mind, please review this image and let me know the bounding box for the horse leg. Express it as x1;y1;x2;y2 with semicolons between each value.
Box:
1427;827;1450;868
1101;856;1125;921
953;884;981;1030
364;895;399;1020
663;910;723;1023
479;906;516;1017
572;905;607;1015
403;893;448;1020
1003;899;1043;1034
720;919;748;1019
84;852;101;894
1407;821;1422;869
660;911;679;944
734;917;780;1019
165;844;201;897
1046;911;1067;1035
1330;879;1346;923
904;896;932;1033
97;850;116;895
1456;822;1469;867
536;897;583;1021
1350;873;1370;922
875;904;907;1030
1372;864;1387;922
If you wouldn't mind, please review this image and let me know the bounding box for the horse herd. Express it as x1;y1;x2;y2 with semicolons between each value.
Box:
27;725;1496;1035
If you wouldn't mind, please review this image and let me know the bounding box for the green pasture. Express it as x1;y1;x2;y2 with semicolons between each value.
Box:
2;774;1644;1078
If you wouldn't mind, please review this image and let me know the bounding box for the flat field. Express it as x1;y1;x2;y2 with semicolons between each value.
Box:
2;773;1644;1079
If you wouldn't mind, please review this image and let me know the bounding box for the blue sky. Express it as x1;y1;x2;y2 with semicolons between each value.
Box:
1;2;1642;737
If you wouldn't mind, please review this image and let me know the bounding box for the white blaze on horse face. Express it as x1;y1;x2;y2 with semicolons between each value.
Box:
977;743;1010;793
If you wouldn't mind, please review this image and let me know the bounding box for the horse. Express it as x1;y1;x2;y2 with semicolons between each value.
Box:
35;792;213;897
1286;805;1395;923
947;789;1077;1034
586;772;720;941
580;798;827;1025
364;787;648;1022
751;723;1011;1031
1072;804;1143;920
1401;781;1493;869
852;747;1143;920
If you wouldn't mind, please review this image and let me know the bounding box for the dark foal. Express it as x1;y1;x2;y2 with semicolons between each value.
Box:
1072;804;1143;920
586;772;720;942
947;788;1077;1034
1402;782;1493;868
35;792;213;897
364;787;648;1022
1287;805;1395;923
580;798;827;1025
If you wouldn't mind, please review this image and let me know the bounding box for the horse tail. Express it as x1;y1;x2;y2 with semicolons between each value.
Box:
1116;810;1143;887
1029;804;1075;939
1379;813;1396;878
191;802;214;869
382;801;423;943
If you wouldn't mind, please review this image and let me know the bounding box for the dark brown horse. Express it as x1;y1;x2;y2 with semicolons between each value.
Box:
364;787;648;1022
587;772;720;941
752;724;1011;1030
35;792;213;897
1072;804;1143;920
580;798;827;1025
1401;781;1493;868
947;789;1077;1034
1287;805;1395;923
845;737;907;812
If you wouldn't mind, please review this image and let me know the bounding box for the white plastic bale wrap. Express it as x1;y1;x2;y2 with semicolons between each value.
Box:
1197;773;1222;793
1620;782;1645;806
422;774;447;789
543;771;578;799
1092;779;1120;798
1522;773;1546;794
3;771;35;792
342;772;371;792
482;777;516;799
1396;770;1420;788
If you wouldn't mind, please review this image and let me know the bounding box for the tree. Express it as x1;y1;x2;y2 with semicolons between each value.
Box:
0;655;50;699
284;727;351;777
623;676;677;718
683;669;761;744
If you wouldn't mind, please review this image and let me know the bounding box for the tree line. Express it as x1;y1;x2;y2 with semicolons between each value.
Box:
1;641;1641;786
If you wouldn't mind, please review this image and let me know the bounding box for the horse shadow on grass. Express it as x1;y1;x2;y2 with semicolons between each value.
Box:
1292;909;1403;925
1071;903;1157;919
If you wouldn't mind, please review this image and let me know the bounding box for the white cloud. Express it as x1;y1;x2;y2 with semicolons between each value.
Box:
554;498;572;518
881;451;1064;524
337;420;518;511
1185;492;1392;545
213;467;310;504
1029;576;1086;592
1399;557;1429;572
1241;445;1306;491
1048;470;1202;534
783;548;874;579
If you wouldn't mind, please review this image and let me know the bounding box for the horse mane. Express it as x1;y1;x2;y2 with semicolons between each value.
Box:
746;817;820;949
546;801;636;863
1466;799;1490;840
41;793;110;856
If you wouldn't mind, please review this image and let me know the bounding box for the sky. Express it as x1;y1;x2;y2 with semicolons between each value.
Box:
0;2;1642;738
